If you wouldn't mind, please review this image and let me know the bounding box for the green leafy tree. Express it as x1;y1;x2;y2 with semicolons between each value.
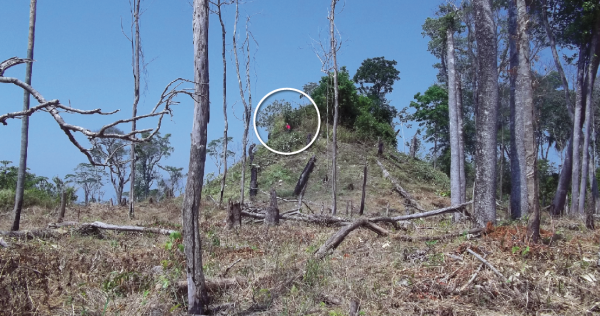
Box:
207;136;235;175
134;132;174;200
353;57;401;124
310;66;361;128
90;127;130;205
256;100;292;134
66;163;107;206
158;165;185;198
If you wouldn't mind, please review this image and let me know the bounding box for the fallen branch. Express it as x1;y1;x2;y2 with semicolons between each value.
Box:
0;229;58;239
392;227;484;242
220;258;242;277
370;201;472;223
466;248;505;281
314;218;382;259
376;159;425;212
45;221;178;235
177;276;247;293
457;253;487;292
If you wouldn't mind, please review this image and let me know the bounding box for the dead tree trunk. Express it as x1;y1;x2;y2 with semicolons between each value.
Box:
376;159;425;212
249;166;258;199
128;0;142;220
265;189;279;225
180;0;210;313
226;200;242;229
217;0;229;209
11;0;37;231
294;155;317;195
359;162;367;216
377;139;384;157
57;191;67;223
307;133;312;145
232;1;253;205
409;134;418;159
329;0;340;214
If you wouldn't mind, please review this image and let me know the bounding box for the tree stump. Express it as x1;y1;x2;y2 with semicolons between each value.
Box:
250;166;258;199
57;191;67;223
265;189;279;225
294;155;316;195
121;198;127;206
226;200;242;229
349;299;360;316
306;133;312;145
149;197;154;204
378;140;384;156
359;163;367;216
109;198;113;207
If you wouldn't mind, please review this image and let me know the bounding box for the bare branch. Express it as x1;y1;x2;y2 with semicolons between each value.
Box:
0;57;32;76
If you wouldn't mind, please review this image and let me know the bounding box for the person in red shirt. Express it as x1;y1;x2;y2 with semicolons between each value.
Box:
286;123;291;132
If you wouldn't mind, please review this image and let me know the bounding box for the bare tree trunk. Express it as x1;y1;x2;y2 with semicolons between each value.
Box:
265;189;279;225
294;155;317;195
410;134;418;159
457;75;466;203
11;0;37;231
516;0;540;241
508;0;527;220
249;166;257;199
217;0;228;209
181;0;210;313
226;200;242;229
571;43;587;215
232;0;252;205
587;150;597;229
473;0;498;227
57;191;67;223
578;15;600;216
128;0;142;220
359;162;367;216
446;26;461;214
329;0;340;214
551;137;573;215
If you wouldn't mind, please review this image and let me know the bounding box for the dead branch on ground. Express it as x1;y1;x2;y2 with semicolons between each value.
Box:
376;159;425;212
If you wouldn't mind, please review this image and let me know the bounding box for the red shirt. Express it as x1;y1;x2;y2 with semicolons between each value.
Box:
286;124;290;130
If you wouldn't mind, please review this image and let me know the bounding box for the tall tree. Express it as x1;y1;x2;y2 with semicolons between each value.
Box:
214;0;231;208
473;0;499;227
11;0;37;231
578;10;600;215
128;0;142;219
66;163;107;206
509;0;528;220
515;0;541;241
180;0;210;312
329;0;340;214
232;0;253;205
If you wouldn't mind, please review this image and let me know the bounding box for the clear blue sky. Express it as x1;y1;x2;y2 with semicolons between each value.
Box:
0;0;471;201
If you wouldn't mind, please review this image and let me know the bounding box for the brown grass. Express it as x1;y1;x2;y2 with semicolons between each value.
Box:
2;198;599;315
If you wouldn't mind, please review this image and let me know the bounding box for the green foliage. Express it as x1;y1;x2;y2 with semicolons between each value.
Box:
257;99;293;133
134;132;174;200
537;159;559;206
66;163;107;205
353;56;401;124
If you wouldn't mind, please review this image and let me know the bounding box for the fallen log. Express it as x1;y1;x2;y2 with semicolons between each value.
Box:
177;276;247;293
392;227;484;242
0;238;10;248
376;159;425;212
370;201;472;223
47;221;178;235
314;218;386;259
0;229;58;239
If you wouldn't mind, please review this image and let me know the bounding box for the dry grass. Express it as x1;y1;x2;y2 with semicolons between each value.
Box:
2;145;600;315
1;197;600;315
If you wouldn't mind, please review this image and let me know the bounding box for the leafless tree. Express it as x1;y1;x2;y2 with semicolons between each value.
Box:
179;0;210;313
125;0;143;219
232;0;255;205
329;0;340;214
211;0;234;208
11;0;37;231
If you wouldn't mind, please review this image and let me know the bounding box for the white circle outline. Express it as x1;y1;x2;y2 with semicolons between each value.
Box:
253;88;321;156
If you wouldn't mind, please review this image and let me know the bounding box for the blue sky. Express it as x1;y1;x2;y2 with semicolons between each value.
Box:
2;0;545;201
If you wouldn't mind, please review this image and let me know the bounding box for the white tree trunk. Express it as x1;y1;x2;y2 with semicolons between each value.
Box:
330;0;339;214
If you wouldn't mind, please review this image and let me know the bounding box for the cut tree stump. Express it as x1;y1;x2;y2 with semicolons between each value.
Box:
294;155;316;196
57;191;67;223
265;189;279;225
360;162;367;215
376;159;425;212
349;300;360;316
250;166;258;198
226;200;242;229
